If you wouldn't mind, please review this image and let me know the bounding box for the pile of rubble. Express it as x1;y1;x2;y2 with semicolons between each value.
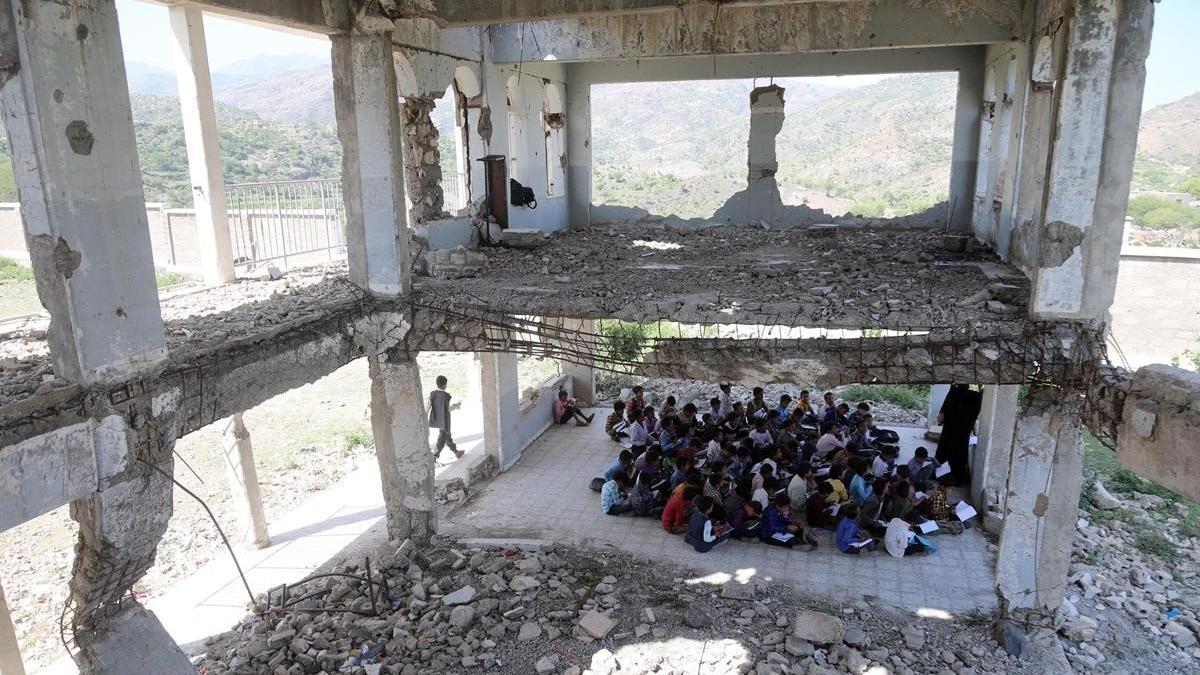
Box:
0;264;359;406
1061;478;1200;673
198;538;1056;675
414;225;1029;329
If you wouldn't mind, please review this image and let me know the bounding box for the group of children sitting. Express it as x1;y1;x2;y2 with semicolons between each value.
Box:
595;385;966;557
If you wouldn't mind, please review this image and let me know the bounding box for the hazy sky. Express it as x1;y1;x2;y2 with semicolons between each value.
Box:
117;0;1197;109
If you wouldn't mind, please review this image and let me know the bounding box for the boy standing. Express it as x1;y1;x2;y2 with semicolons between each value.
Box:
428;375;463;460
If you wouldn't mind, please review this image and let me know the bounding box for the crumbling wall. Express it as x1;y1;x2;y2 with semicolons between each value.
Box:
401;97;446;223
1116;365;1200;502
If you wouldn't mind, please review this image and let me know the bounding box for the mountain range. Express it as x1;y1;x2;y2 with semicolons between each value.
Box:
0;54;1195;220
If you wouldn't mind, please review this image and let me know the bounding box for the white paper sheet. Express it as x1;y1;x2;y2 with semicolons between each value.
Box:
935;462;952;478
850;539;873;549
918;520;939;534
955;501;978;522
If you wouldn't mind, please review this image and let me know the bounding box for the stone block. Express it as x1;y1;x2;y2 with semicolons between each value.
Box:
578;609;617;639
792;610;844;645
502;228;548;249
78;606;194;674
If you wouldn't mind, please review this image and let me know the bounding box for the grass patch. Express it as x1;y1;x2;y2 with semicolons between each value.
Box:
837;384;930;412
1134;531;1179;562
340;426;374;454
1083;432;1200;542
0;256;33;281
155;269;190;288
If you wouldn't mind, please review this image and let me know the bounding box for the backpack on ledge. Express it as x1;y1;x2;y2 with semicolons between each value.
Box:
510;178;538;209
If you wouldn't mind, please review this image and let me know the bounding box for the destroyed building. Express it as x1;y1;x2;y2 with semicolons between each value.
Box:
0;0;1198;673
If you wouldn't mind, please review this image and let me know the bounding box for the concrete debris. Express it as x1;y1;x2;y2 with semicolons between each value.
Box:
426;246;488;279
1090;480;1123;509
192;540;1069;675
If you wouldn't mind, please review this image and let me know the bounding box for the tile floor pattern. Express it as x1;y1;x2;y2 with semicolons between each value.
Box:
444;412;998;615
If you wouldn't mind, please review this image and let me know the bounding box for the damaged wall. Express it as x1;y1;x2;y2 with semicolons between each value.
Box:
566;46;986;228
1117;365;1200;503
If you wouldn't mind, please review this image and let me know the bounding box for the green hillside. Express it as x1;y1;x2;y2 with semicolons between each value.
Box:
0;94;341;207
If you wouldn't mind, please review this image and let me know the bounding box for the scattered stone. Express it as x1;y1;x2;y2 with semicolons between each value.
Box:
590;648;618;675
518;621;542;642
684;603;714;629
442;585;476;606
579;610;618;640
902;624;926;650
1062;615;1098;642
793;610;845;645
1091;481;1124;509
843;627;867;648
785;636;814;657
509;575;541;592
448;605;475;629
721;581;754;601
534;656;556;674
1164;621;1198;649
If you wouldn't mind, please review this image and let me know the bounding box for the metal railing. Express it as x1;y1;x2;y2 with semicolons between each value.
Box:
443;171;469;213
225;179;347;272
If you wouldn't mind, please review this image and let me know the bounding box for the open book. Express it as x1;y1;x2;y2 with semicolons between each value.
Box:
955;501;978;522
771;532;794;543
935;462;952;478
918;520;939;534
849;539;873;549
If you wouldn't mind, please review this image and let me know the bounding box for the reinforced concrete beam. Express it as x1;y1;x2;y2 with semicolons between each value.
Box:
151;0;346;35
0;0;167;385
489;0;1022;63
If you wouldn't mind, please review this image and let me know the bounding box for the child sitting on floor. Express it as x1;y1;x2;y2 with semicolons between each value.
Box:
760;494;817;549
685;496;732;553
836;503;875;554
600;473;632;516
605;401;628;441
662;485;700;534
806;481;839;528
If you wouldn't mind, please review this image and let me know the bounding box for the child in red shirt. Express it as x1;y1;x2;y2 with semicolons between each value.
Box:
662;486;700;534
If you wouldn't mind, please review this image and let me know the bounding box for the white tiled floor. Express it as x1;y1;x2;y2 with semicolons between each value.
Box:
443;411;998;615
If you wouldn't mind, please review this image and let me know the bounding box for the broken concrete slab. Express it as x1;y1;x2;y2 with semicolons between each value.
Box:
75;605;194;675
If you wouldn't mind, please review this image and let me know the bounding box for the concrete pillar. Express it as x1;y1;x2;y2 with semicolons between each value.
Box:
168;5;235;285
948;52;985;231
221;413;270;549
927;384;951;429
1084;0;1154;322
368;351;436;543
479;352;521;470
68;424;191;673
555;318;596;406
0;577;24;675
331;33;410;297
1030;0;1124;319
995;385;1084;616
401;97;445;223
565;63;591;227
971;384;1019;533
0;0;166;385
743;84;786;221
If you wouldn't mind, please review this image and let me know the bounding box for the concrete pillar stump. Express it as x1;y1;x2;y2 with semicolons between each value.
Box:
368;351;436;543
221;413;270;548
479;352;521;470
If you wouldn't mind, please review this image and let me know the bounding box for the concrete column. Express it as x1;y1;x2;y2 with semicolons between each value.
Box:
1084;0;1154;322
948;52;985;231
0;577;24;675
927;384;951;429
168;5;235;285
1030;0;1122;319
68;421;191;674
971;384;1019;533
556;318;596;406
0;0;166;385
479;351;521;470
401;97;445;223
221;413;270;549
331;33;410;297
565;63;591;227
368;351;436;543
995;385;1084;616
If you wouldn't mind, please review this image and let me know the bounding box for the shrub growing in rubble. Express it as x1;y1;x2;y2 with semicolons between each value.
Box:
598;320;649;366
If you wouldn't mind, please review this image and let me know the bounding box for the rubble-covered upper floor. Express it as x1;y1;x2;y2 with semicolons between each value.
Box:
415;224;1029;329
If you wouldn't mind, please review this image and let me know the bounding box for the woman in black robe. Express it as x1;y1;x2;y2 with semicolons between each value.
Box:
935;384;982;486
